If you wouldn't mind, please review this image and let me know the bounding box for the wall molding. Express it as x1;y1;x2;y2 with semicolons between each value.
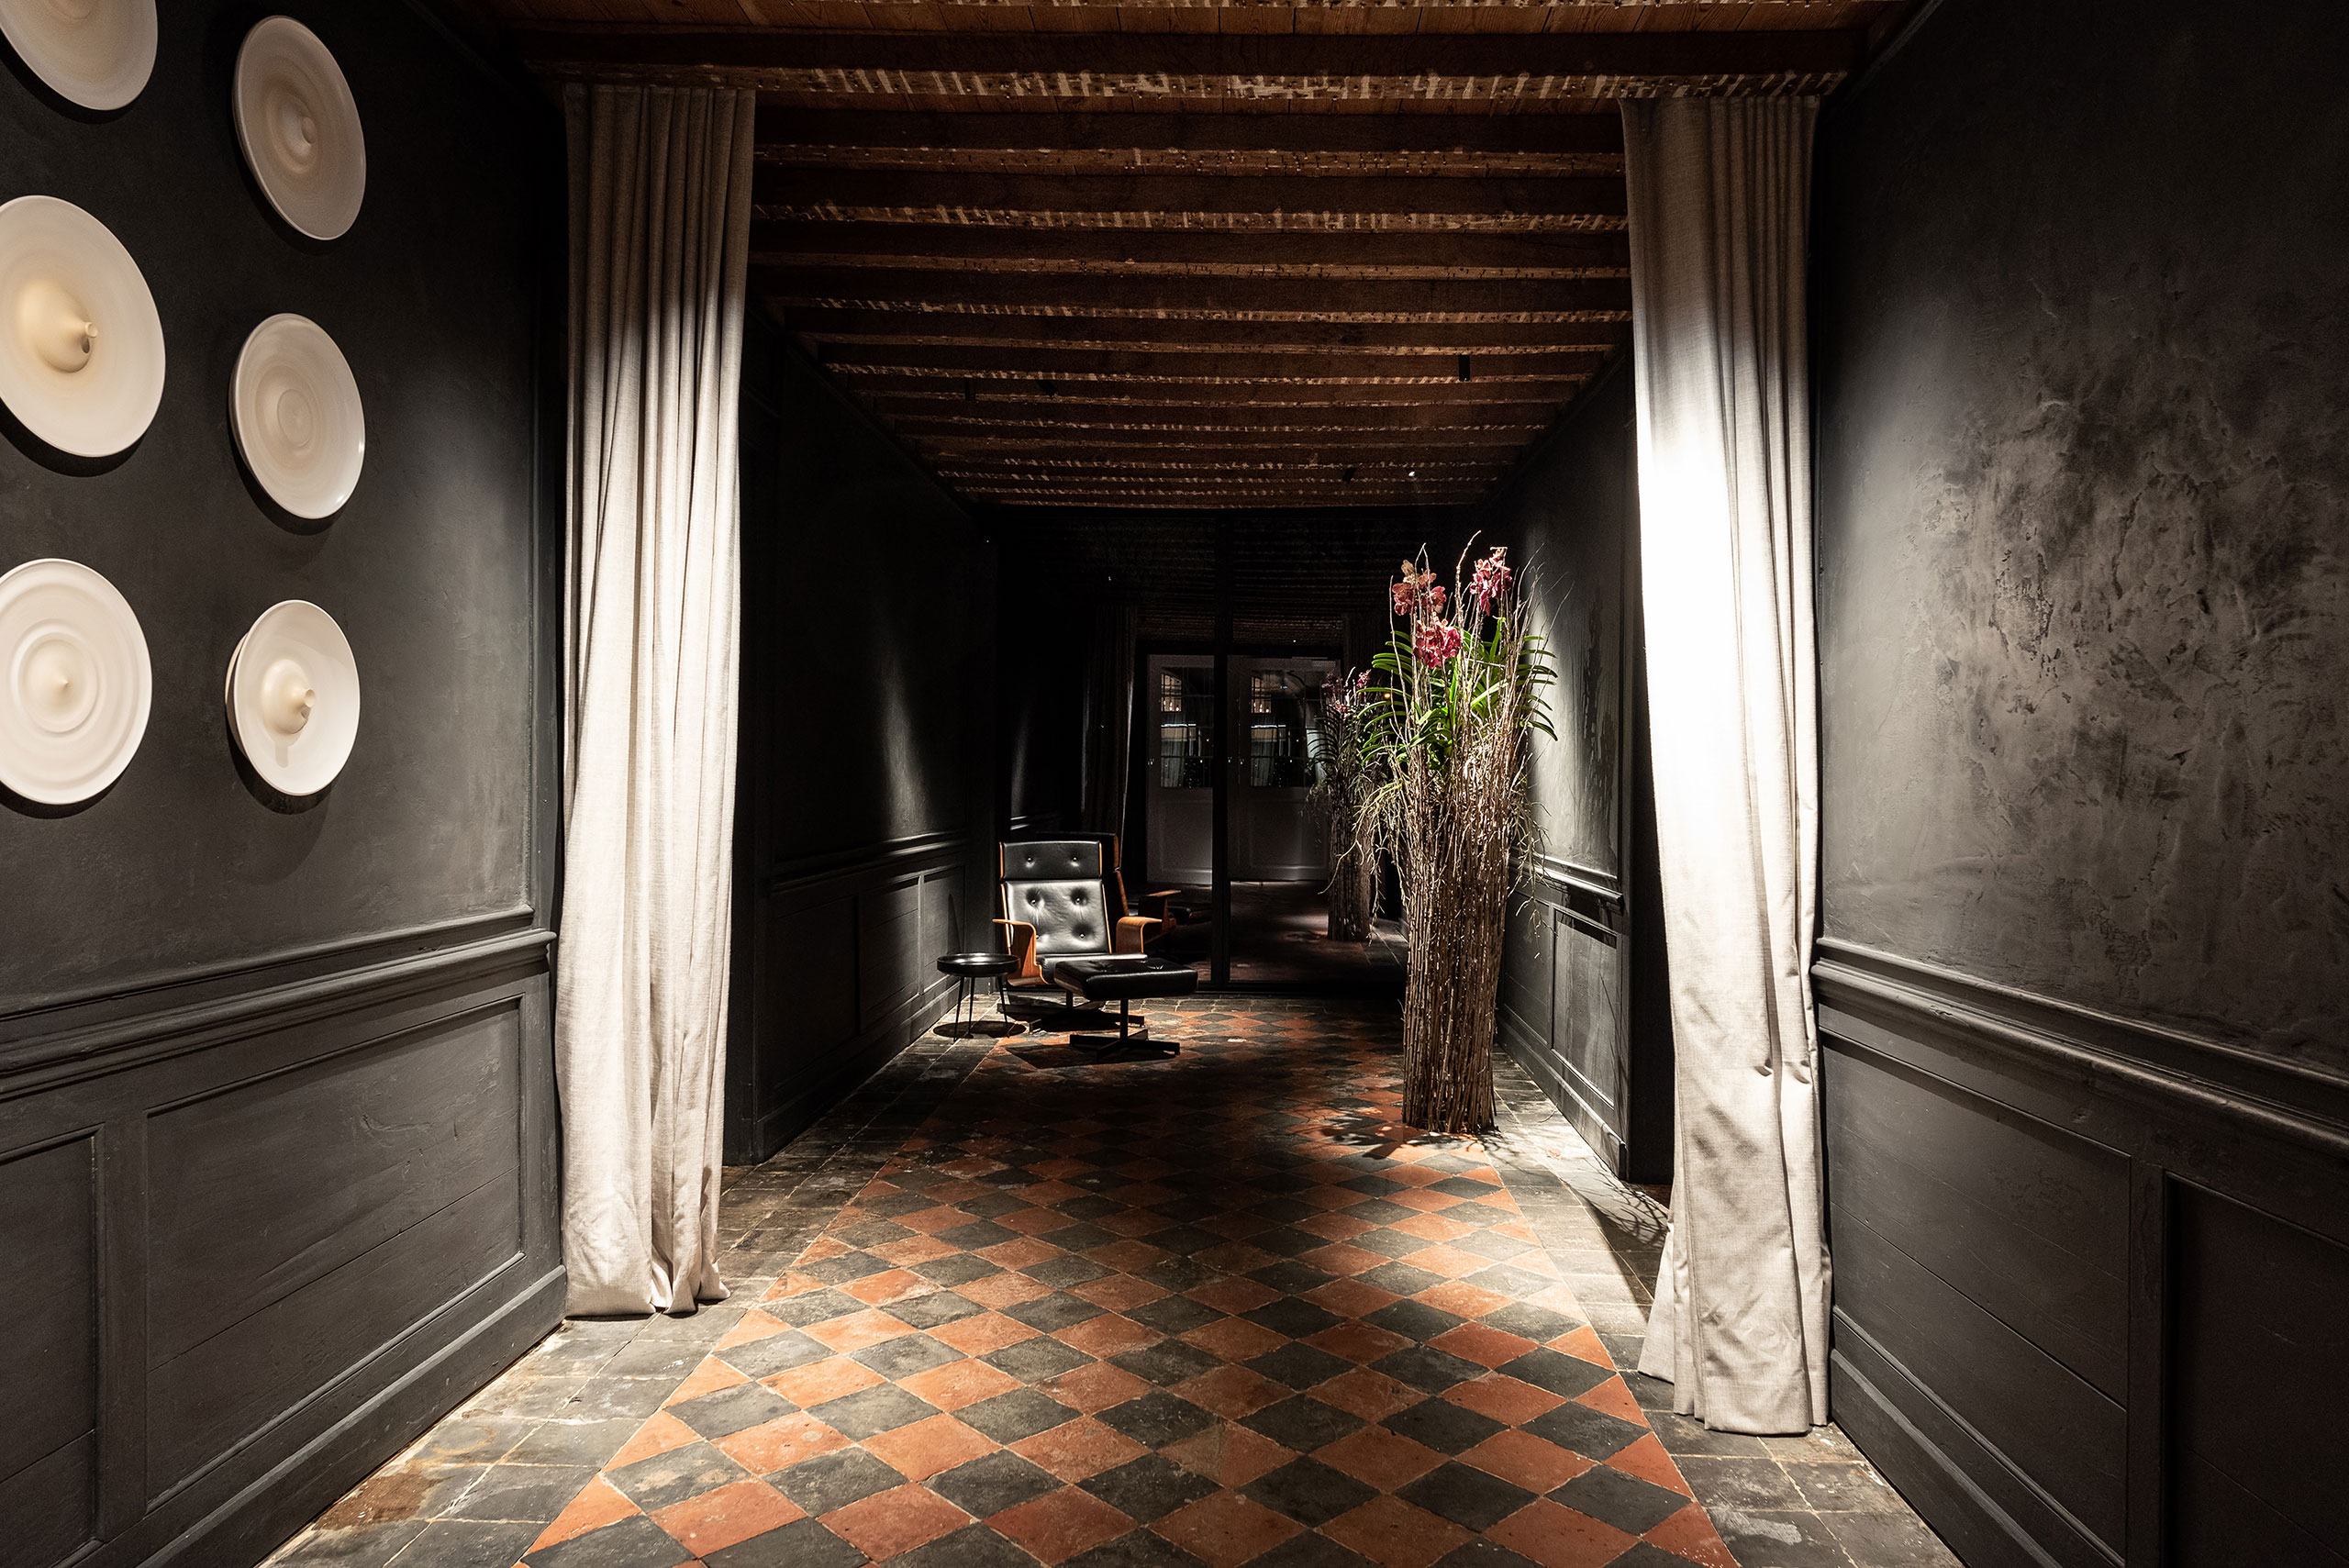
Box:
1528;853;1625;907
763;830;968;901
0;926;553;1102
1814;939;2349;1164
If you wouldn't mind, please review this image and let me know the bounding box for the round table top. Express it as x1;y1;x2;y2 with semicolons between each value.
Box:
937;951;1020;978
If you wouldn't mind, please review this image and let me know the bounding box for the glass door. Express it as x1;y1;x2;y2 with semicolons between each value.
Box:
1230;657;1336;882
1145;657;1215;886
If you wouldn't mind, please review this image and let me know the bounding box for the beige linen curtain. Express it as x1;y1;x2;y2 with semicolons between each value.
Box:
1621;95;1831;1433
558;83;755;1317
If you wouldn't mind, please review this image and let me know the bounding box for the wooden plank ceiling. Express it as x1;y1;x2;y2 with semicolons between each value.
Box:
497;1;1901;509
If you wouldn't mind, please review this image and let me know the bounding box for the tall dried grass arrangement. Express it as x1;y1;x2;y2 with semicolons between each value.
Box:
1360;545;1551;1133
1314;670;1380;941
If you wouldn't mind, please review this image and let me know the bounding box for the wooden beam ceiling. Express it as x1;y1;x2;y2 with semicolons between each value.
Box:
498;0;1898;507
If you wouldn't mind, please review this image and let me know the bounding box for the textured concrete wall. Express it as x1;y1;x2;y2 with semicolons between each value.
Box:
1812;0;2349;1068
1482;363;1634;881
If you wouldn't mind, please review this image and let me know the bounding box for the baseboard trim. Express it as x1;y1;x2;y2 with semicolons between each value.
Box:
736;973;961;1163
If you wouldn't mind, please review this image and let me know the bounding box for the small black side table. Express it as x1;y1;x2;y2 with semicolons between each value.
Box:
936;951;1021;1038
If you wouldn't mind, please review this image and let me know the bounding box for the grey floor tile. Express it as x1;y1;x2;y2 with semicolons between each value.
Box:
443;1462;598;1524
385;1519;540;1568
1820;1507;1967;1567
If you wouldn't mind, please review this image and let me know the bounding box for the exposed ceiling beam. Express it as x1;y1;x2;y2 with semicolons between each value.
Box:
865;397;1565;430
820;343;1602;383
752;222;1631;274
900;427;1542;450
754;109;1624;159
845;373;1588;405
759;267;1631;317
753;168;1626;221
518;28;1865;85
918;445;1511;470
783;306;1630;354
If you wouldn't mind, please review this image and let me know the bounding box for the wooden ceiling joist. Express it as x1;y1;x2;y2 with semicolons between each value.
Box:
752;169;1629;222
517;28;1865;95
842;373;1590;406
864;397;1566;430
759;267;1631;317
752;222;1631;274
818;343;1603;382
753;109;1625;160
781;307;1629;354
899;426;1543;450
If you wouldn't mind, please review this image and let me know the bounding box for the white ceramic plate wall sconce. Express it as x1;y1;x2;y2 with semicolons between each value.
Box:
0;195;165;457
0;0;156;112
0;557;151;804
231;314;364;518
226;599;359;796
233;16;365;241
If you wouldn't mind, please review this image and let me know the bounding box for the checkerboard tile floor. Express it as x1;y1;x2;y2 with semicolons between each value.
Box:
514;1008;1731;1568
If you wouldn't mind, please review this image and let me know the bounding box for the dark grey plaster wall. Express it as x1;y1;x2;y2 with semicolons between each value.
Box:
0;1;548;1013
0;6;562;1564
728;322;992;1160
1813;4;2349;1563
1814;0;2349;1070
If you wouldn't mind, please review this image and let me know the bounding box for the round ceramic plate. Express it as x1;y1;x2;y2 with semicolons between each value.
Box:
231;314;364;517
227;599;358;796
0;0;155;111
0;195;166;457
233;16;365;241
0;557;151;804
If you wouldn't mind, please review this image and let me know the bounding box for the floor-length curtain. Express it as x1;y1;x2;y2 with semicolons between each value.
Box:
558;83;756;1317
1081;606;1138;845
1621;96;1831;1433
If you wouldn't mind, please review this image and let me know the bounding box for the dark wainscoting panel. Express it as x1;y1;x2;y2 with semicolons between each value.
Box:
728;837;970;1163
0;927;560;1568
1815;939;2349;1568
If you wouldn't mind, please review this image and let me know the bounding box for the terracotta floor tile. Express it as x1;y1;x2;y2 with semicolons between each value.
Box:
997;1207;1071;1237
1404;1245;1490;1279
1445;1373;1567;1426
1313;1366;1425;1422
1307;1278;1405;1318
931;1311;1040;1356
1317;1424;1449;1490
1461;1429;1595;1494
715;1309;788;1351
1152;1489;1305;1568
842;1269;930;1306
714;1411;851;1475
1044;1362;1158;1415
871;1236;961;1267
1417;1281;1515;1320
1296;1212;1379;1242
608;1412;700;1471
1056;1313;1159;1358
1432;1324;1539;1370
1172;1363;1290;1420
899;1358;1022;1413
1182;1317;1289;1363
529;1474;639;1553
805;1308;916;1354
980;1237;1065;1270
764;1355;885;1407
1300;1242;1391;1277
1574;1378;1650;1426
651;1478;805;1557
863;1413;996;1482
1186;1276;1281;1315
800;1235;854;1262
896;1205;971;1236
1605;1432;1693;1497
1200;1212;1274;1240
821;1482;971;1558
1322;1494;1475;1568
1308;1321;1415;1365
1071;1274;1169;1311
1010;1415;1150;1482
1162;1423;1297;1488
663;1357;748;1407
1389;1191;1465;1215
1553;1326;1612;1366
1095;1212;1173;1240
960;1272;1057;1308
1194;1241;1280;1275
1486;1498;1640;1568
990;1485;1138;1565
1644;1502;1739;1568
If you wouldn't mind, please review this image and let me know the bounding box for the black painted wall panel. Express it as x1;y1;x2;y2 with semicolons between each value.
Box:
0;1138;95;1493
1812;3;2349;1561
0;1;546;1012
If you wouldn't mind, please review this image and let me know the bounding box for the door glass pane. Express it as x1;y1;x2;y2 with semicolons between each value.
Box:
1247;671;1319;788
1157;667;1215;788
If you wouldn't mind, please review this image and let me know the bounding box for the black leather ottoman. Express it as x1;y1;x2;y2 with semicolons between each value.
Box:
1050;955;1198;1054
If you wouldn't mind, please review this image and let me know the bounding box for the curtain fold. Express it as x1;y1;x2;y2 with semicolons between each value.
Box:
1620;96;1831;1433
558;83;756;1318
1081;606;1139;848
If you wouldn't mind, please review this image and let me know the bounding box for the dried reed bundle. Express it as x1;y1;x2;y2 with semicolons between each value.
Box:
1314;669;1380;942
1361;545;1551;1132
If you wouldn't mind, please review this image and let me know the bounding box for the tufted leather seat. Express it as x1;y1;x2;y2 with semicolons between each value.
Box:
996;838;1168;989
